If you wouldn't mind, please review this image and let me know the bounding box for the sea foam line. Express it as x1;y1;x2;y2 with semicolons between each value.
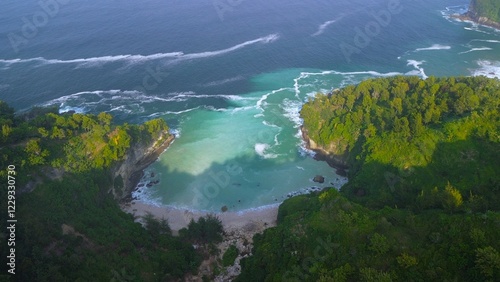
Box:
414;44;451;52
459;47;492;54
312;15;344;36
470;39;500;44
203;76;245;87
0;34;280;67
255;88;290;111
406;60;428;79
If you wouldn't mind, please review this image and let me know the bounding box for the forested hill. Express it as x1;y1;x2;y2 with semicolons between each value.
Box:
0;104;206;281
466;0;500;28
237;76;500;281
301;75;499;209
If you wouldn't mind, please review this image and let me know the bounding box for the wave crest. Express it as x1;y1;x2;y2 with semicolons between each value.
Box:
0;34;280;68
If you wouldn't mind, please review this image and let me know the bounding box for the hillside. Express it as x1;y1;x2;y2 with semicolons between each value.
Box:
237;76;500;281
0;104;224;281
463;0;500;29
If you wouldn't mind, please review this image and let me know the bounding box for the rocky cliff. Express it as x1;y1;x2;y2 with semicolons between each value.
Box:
300;126;349;175
110;131;174;200
460;0;500;29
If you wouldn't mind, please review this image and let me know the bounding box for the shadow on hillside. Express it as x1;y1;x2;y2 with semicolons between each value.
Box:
341;138;500;211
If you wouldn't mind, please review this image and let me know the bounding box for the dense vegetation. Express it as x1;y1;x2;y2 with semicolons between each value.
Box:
0;103;222;281
301;76;499;210
238;190;500;281
471;0;500;22
238;76;500;281
0;102;169;175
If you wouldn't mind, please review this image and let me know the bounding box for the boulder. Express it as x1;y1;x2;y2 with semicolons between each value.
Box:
313;175;325;183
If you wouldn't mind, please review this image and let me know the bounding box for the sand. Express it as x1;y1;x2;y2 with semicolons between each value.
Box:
122;200;279;235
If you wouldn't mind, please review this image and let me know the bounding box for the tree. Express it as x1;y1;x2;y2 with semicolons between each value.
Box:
368;233;390;255
2;124;12;139
25;139;49;165
397;253;418;269
143;212;171;237
442;182;463;213
0;100;15;121
475;246;500;280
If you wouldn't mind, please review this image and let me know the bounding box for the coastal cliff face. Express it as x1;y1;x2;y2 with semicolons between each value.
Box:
464;0;500;29
111;131;174;200
300;126;349;170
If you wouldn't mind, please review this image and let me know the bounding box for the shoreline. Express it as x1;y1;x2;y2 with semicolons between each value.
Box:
122;200;279;235
120;134;175;202
452;13;500;31
300;126;349;176
121;126;349;235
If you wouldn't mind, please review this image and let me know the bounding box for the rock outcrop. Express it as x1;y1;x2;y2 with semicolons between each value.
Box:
301;126;349;171
313;175;325;183
456;0;500;30
110;132;174;200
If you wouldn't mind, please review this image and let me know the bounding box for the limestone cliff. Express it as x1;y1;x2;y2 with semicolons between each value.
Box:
110;131;174;200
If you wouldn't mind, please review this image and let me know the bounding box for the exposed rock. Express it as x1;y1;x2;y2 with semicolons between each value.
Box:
111;132;174;200
301;126;349;169
221;205;228;212
313;175;325;183
453;0;500;30
336;167;348;177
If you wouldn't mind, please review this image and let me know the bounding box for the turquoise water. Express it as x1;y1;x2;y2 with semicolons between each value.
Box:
1;0;499;211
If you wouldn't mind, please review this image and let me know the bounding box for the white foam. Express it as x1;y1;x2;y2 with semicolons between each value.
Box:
59;105;86;114
414;44;451;52
254;143;278;159
459;47;492;54
298;144;317;158
0;34;280;67
231;106;255;114
147;107;201;117
0;53;183;68
172;92;255;101
312;16;344;36
406;60;428;79
464;26;491;34
472;60;500;79
43;90;183;106
233;203;281;215
169;128;181;137
203;76;244;87
262;121;283;146
471;39;500;44
180;33;280;60
262;120;281;129
255;88;289;111
281;98;303;129
204;105;228;112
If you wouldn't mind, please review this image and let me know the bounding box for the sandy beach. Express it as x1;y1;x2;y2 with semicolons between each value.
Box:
122;200;279;236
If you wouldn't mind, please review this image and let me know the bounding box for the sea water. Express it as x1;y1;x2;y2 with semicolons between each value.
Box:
1;0;499;211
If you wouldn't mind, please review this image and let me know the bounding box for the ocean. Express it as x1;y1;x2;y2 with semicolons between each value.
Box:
1;0;499;211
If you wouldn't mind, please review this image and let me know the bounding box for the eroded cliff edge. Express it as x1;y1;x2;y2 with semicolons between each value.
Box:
111;131;174;201
457;0;500;30
300;126;349;176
